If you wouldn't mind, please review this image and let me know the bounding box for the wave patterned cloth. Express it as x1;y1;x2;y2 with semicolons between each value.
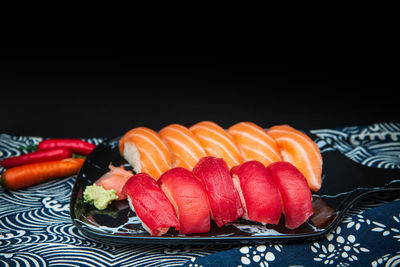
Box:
0;134;225;266
311;122;400;169
1;123;400;267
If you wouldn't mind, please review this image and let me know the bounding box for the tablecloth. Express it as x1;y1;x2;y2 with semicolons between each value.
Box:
1;122;399;267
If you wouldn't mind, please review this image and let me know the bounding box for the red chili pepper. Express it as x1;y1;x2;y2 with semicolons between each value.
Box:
0;148;73;168
37;139;96;156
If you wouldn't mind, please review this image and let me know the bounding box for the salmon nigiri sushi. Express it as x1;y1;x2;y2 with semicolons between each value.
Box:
267;125;323;192
190;121;243;169
267;161;314;229
228;122;282;167
158;167;211;234
159;124;207;171
231;161;282;225
119;127;172;180
95;164;134;200
123;173;179;236
192;156;243;227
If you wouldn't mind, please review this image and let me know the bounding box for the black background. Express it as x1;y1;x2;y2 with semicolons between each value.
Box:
1;44;398;138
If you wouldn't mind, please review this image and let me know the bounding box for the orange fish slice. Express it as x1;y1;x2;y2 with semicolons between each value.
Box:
228;122;282;167
159;124;207;170
119;127;172;180
190;121;243;169
267;125;322;192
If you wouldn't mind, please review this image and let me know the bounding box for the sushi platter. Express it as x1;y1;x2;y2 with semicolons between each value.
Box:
70;122;400;245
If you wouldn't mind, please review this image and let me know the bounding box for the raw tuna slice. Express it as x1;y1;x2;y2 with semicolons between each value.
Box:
158;167;211;234
192;156;243;227
123;173;179;236
231;161;282;225
266;161;314;229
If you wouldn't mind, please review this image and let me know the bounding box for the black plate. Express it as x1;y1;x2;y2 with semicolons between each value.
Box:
70;136;400;245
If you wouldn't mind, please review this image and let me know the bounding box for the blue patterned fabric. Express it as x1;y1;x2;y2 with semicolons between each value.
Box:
183;198;400;267
311;122;400;169
1;123;399;266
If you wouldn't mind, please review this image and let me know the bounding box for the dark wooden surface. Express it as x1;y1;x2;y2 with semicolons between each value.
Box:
1;45;398;138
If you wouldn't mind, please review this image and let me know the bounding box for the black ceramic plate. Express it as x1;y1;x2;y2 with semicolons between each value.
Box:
70;136;400;245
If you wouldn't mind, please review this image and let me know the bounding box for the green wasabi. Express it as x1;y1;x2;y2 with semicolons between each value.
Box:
83;184;118;210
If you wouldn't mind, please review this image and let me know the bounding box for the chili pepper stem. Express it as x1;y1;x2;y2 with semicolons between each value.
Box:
72;154;86;159
19;145;38;151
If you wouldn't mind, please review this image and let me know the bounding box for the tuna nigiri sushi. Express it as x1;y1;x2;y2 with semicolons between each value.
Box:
190;121;243;169
231;161;282;225
267;161;314;229
158;167;211;234
159;124;207;171
95;164;134;200
192;156;243;227
228;122;282;167
267;125;323;192
119;127;172;180
123;173;179;236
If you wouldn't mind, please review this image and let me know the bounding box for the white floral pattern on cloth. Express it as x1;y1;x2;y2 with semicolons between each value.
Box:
237;244;281;267
311;226;370;266
370;211;400;241
183;199;400;267
310;207;400;267
342;214;371;231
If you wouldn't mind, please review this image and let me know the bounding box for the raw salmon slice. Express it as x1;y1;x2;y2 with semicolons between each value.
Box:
119;127;172;180
228;122;282;167
192;156;243;227
266;161;314;229
231;161;282;225
158;167;211;234
159;124;207;170
95;164;133;200
123;173;179;236
190;121;243;169
267;125;322;191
